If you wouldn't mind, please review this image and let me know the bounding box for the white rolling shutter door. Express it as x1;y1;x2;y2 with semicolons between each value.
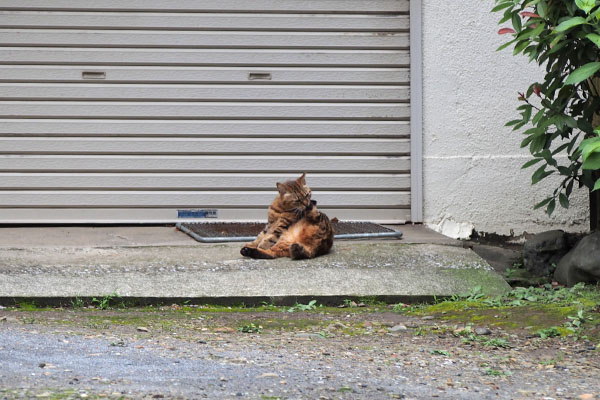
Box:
0;0;412;223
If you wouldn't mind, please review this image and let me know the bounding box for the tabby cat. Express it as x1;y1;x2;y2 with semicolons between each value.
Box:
240;174;334;260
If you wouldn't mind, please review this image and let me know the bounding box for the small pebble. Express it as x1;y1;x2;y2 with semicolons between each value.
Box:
474;327;492;336
390;324;408;332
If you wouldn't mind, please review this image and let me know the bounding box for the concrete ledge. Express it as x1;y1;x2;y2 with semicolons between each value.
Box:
0;241;510;300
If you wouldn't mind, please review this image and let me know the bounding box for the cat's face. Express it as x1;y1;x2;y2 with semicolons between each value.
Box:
276;173;312;211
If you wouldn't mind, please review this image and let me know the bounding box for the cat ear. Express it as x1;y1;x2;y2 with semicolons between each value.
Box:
296;172;306;185
276;182;286;196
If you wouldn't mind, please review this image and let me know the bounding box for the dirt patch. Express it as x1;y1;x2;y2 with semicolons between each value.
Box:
1;304;600;399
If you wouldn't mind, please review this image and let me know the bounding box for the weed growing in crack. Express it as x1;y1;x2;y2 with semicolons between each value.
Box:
537;327;562;339
484;367;511;377
91;292;119;310
238;323;262;333
287;300;319;312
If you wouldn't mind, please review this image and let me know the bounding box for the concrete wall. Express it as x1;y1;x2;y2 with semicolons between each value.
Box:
421;0;590;238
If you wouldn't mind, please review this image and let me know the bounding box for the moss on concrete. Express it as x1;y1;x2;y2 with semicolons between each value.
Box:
438;268;511;297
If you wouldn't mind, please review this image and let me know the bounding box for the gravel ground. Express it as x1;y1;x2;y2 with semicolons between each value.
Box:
0;307;599;400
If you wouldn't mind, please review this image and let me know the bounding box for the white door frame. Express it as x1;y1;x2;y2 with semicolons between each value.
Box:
410;0;423;223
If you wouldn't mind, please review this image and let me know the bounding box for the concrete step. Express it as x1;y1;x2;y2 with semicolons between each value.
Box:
0;232;510;301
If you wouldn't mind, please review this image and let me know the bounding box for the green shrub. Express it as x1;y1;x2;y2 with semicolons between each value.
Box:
492;0;600;215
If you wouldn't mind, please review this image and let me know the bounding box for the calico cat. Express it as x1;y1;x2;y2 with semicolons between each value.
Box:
240;173;334;260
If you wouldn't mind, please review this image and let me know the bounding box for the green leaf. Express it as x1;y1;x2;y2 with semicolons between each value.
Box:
492;2;514;12
513;40;530;55
512;13;522;33
575;0;596;14
548;40;567;54
586;33;600;48
521;135;535;148
559;193;569;209
552;142;570;155
534;197;552;209
530;135;547;154
580;138;600;161
564;62;600;86
546;198;556;216
496;38;518;51
593;178;600;192
505;119;523;127
514;120;528;130
541;149;558;167
536;1;548;18
552;114;577;130
518;24;545;40
582;153;600;169
532;165;554;184
522;158;543;169
499;9;513;24
566;180;575;196
532;109;545;125
558;166;571;175
522;105;532;123
555;17;587;32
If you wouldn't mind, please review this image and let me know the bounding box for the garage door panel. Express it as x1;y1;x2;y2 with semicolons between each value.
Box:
0;155;410;173
0;83;409;102
0;66;410;84
0;1;410;13
0;208;412;224
0;12;408;32
0;138;410;155
0;30;409;49
0;119;411;138
0;101;410;120
0;48;409;67
0;173;411;190
0;191;410;207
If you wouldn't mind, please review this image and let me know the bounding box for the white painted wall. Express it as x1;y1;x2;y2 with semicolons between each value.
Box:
421;0;590;238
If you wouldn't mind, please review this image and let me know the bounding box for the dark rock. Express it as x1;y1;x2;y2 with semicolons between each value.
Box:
554;231;600;287
523;230;569;276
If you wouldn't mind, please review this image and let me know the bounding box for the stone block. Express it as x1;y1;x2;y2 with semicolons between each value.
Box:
554;231;600;287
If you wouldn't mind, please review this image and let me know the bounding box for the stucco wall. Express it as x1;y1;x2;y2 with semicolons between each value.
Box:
420;0;590;238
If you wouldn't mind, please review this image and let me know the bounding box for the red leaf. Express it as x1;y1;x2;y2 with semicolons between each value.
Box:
520;11;541;18
498;28;516;35
533;84;541;97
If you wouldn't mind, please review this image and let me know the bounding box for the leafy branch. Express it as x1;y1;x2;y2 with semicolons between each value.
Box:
493;0;600;215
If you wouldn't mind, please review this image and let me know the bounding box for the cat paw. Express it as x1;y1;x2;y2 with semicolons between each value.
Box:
241;246;272;259
290;243;308;260
240;247;254;257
